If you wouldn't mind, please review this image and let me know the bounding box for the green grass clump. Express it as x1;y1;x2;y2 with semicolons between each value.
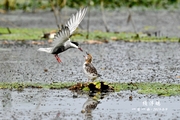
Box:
0;27;180;42
137;82;180;96
0;82;180;96
0;82;76;90
117;82;180;96
0;27;52;40
82;82;180;96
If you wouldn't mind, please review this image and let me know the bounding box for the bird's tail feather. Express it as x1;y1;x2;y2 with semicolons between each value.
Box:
38;48;52;53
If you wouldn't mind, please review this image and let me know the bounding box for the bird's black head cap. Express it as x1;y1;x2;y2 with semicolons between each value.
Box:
72;42;79;46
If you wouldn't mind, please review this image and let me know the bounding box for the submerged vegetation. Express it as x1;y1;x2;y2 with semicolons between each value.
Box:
0;82;180;96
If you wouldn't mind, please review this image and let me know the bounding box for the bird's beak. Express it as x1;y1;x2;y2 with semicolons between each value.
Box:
86;52;89;55
78;47;83;52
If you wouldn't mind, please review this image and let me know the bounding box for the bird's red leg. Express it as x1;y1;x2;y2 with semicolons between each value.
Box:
54;54;61;63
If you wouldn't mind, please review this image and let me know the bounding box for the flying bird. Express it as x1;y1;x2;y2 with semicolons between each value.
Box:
38;7;87;63
83;52;101;81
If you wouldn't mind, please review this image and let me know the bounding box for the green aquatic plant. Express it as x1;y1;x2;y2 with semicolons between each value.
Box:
0;82;76;90
0;82;180;96
0;27;179;42
137;82;180;96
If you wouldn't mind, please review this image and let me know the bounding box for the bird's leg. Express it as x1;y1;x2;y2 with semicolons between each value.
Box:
88;77;92;83
54;54;61;63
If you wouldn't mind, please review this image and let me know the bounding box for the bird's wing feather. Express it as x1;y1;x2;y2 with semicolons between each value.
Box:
85;63;98;75
52;26;70;49
65;7;87;35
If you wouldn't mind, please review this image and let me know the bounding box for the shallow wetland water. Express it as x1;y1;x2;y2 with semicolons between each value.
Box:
1;8;180;119
0;41;180;119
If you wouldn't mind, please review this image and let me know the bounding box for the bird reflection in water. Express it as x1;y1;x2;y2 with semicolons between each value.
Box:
81;92;109;120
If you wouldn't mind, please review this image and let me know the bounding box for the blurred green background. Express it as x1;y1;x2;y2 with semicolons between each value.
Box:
0;0;180;12
1;0;180;41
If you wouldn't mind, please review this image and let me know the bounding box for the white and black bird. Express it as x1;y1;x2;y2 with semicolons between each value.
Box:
38;7;87;63
83;52;101;81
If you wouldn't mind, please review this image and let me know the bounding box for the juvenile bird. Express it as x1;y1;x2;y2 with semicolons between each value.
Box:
38;7;87;63
83;52;101;81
